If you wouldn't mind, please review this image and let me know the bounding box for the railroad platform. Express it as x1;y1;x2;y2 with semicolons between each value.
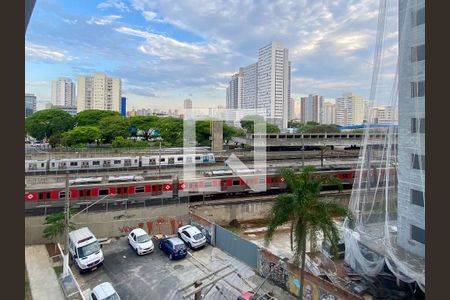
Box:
25;245;65;300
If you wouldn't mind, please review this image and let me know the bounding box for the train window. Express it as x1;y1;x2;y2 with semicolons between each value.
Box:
149;159;156;165
29;164;36;170
160;158;165;162
177;157;183;161
41;163;45;167
38;192;45;200
70;162;78;166
204;181;212;188
114;160;121;164
59;191;66;199
81;190;91;197
135;186;145;193
186;157;193;163
232;179;240;186
51;162;55;167
92;161;100;166
99;189;109;196
153;185;162;191
259;178;266;184
134;159;138;163
195;156;201;160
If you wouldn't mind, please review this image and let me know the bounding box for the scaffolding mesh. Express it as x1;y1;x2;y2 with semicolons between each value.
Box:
343;0;425;292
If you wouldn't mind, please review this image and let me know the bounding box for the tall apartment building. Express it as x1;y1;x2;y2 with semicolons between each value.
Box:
288;98;296;121
25;93;37;117
257;42;291;129
184;98;192;110
335;92;364;126
324;102;336;124
368;105;398;124
242;63;258;109
76;73;121;113
300;94;324;123
51;77;75;106
397;0;425;257
227;70;244;109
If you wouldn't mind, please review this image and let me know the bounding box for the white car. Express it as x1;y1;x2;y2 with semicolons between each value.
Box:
177;225;207;249
127;228;154;255
89;282;121;300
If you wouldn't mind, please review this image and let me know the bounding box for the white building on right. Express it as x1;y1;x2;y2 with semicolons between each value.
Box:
323;102;336;124
300;94;324;123
397;0;425;257
335;92;365;126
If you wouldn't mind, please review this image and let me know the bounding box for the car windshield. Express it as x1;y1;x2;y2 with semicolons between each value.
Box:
137;234;150;243
174;243;186;251
193;233;203;240
105;292;120;300
77;241;100;258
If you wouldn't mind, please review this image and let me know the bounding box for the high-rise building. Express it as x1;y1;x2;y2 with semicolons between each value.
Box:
227;70;244;109
335;92;364;126
25;93;37;117
257;42;291;129
121;97;127;116
288;98;296;121
184;98;192;110
51;77;75;106
300;94;324;123
242;63;258;109
76;73;121;113
293;98;301;120
324;102;336;124
397;0;425;257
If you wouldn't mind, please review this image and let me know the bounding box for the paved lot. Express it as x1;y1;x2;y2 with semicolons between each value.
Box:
73;236;296;300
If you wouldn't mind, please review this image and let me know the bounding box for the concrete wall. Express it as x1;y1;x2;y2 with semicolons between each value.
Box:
191;192;351;226
25;204;189;245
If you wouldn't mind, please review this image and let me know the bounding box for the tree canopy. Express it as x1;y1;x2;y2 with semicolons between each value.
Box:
74;110;122;127
61;126;101;146
25;109;75;140
98;115;131;143
240;115;280;134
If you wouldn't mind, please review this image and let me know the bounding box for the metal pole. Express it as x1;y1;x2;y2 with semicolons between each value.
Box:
63;171;70;276
194;281;202;300
302;138;305;167
158;139;161;176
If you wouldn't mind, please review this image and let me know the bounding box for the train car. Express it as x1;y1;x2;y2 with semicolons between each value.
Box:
25;159;48;173
47;157;140;172
141;153;215;167
69;177;103;185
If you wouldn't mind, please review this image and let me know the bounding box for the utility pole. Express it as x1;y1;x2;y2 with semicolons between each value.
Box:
63;171;70;276
158;138;162;176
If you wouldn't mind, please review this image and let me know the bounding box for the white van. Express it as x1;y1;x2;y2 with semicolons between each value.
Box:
69;227;104;273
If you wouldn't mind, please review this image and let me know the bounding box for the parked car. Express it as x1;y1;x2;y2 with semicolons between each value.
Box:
127;228;154;255
89;282;121;300
158;237;187;260
177;225;207;249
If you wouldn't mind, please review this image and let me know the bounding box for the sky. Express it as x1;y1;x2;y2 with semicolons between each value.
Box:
25;0;399;111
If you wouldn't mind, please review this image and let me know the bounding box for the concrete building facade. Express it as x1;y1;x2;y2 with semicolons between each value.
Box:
324;102;336;124
397;0;425;257
184;98;192;110
227;70;244;109
242;63;258;109
300;94;324;124
257;42;291;129
76;73;121;113
25;93;37;117
335;92;364;126
51;77;75;106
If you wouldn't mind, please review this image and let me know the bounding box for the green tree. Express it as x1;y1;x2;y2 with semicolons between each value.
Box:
98;115;130;143
195;120;212;146
158;117;183;147
264;166;351;299
74;110;121;127
128;116;160;139
43;209;77;240
48;133;63;148
61;126;101;146
223;124;245;143
266;123;281;133
25;109;75;140
302;124;341;133
240;115;265;134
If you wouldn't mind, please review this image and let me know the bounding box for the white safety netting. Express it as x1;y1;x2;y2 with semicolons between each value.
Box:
343;0;425;293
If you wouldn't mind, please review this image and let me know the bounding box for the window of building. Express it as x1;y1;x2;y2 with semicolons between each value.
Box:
411;118;425;133
411;154;425;170
412;7;425;27
411;189;424;207
411;225;425;244
411;44;425;62
411;81;425;98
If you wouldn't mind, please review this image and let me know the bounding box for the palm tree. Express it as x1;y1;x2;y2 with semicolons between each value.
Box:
43;209;76;240
264;166;351;299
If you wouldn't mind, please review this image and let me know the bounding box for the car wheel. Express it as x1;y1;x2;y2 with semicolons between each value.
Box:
135;247;139;255
188;242;192;249
169;254;173;260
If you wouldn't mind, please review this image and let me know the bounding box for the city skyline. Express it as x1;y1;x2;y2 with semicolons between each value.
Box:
25;0;398;111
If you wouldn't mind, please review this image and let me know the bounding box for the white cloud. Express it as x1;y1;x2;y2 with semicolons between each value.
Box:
142;11;157;21
97;0;130;12
86;15;122;26
25;42;75;62
62;18;78;25
115;26;228;60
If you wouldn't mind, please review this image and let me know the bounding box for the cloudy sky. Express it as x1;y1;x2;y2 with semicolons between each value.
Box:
25;0;398;111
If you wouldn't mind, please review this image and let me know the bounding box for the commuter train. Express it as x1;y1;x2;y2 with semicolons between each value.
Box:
24;166;396;210
25;153;216;174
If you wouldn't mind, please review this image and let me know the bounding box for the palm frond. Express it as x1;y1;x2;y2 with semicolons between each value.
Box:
264;193;296;245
